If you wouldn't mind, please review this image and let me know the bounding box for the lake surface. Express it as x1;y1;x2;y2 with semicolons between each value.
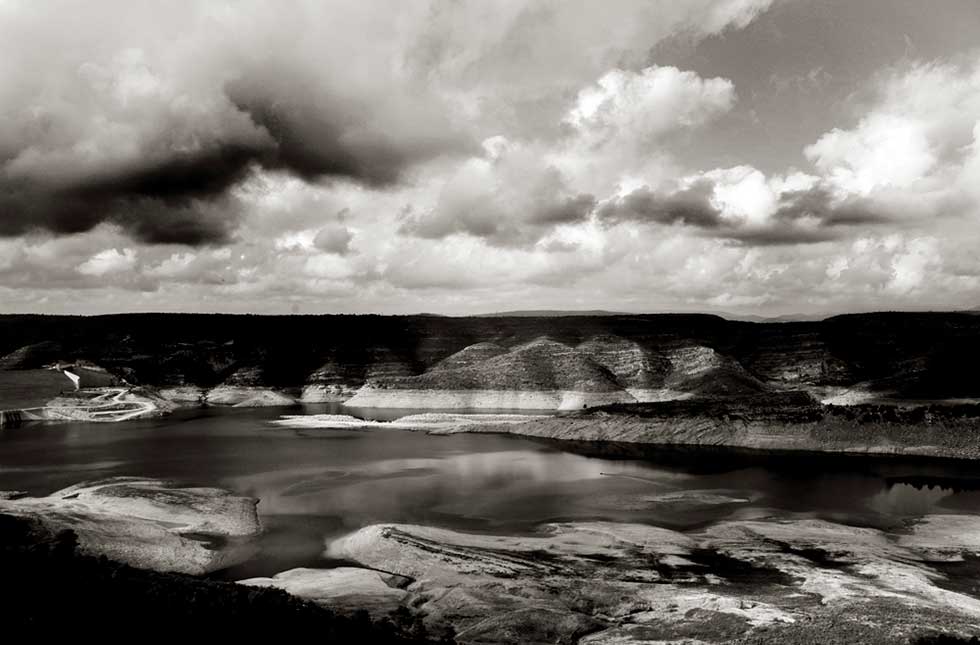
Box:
2;405;980;580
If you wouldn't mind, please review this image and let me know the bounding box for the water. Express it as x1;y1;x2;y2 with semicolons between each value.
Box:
2;405;980;580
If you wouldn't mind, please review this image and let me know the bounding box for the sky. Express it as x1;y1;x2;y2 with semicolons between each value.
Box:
1;0;980;317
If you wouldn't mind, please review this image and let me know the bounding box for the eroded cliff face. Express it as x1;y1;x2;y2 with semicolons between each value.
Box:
346;337;775;409
347;338;640;409
2;312;980;411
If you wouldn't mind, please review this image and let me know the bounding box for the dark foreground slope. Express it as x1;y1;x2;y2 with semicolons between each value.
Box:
0;514;451;642
2;312;980;402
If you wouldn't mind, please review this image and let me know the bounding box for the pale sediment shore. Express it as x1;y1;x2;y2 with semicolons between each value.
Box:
299;383;358;403
2;387;174;426
204;385;297;407
156;385;207;404
156;383;353;407
272;412;541;432
625;387;694;402
344;386;636;410
3;384;306;428
427;407;980;460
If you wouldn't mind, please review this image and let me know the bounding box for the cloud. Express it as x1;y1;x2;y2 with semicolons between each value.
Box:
406;0;772;140
19;2;977;317
401;137;596;247
804;58;980;199
313;225;354;256
886;236;941;295
597;166;885;245
0;0;774;248
805;114;937;195
553;65;737;196
567;66;735;145
820;234;946;300
0;34;273;245
0;2;471;245
401;62;739;247
380;226;615;291
771;184;883;227
224;68;472;186
76;248;137;276
597;180;721;227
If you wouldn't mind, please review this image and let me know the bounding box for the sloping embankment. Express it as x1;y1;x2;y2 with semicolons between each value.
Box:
428;393;980;460
345;386;634;410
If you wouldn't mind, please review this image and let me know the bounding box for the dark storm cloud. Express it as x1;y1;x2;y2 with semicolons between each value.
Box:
0;145;260;245
80;144;263;202
0;0;776;253
598;179;886;245
0;80;470;246
723;226;839;246
530;193;598;226
226;76;475;187
313;224;354;255
772;185;885;227
596;180;721;227
0;2;474;248
403;191;597;248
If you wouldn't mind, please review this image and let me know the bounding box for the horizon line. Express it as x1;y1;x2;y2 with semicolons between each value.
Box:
0;308;976;320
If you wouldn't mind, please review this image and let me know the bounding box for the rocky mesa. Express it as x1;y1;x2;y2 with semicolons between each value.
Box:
2;312;980;413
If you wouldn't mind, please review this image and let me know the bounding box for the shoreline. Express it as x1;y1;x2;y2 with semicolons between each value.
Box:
8;384;980;464
273;394;980;462
429;413;980;461
424;405;980;460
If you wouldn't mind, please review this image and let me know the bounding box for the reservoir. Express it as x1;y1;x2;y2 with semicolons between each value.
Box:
2;405;980;581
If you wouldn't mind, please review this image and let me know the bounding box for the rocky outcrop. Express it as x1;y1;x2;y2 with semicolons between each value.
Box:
317;516;980;644
221;366;265;386
156;385;207;404
365;347;418;380
299;355;364;402
0;341;64;369
576;336;673;402
430;342;508;371
0;477;261;574
345;337;773;410
663;345;767;395
298;349;413;402
299;383;359;402
347;338;638;410
201;365;299;407
238;567;410;616
205;385;296;407
740;328;853;384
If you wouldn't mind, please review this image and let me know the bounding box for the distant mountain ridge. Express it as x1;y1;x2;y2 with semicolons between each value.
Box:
476;309;829;322
474;309;632;317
